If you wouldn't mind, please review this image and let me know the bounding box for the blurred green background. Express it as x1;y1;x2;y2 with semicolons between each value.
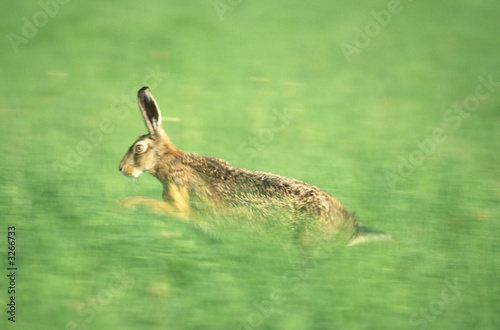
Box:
1;0;499;329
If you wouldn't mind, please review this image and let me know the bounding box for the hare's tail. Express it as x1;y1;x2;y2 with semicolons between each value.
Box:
348;225;392;246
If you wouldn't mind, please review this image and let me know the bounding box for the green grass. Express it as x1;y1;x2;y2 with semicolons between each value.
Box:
1;0;500;329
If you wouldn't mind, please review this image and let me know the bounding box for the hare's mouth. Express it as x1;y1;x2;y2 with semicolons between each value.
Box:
120;165;144;178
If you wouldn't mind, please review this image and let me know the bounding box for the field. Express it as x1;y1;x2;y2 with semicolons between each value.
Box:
1;0;499;329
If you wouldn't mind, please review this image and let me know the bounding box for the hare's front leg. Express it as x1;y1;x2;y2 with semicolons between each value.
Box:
117;196;188;218
162;182;190;217
118;183;190;219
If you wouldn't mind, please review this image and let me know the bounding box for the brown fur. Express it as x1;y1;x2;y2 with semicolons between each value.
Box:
119;87;390;245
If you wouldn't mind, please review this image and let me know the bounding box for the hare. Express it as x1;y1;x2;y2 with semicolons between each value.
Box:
119;87;390;246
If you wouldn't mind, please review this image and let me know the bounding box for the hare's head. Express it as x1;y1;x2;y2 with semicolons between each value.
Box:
119;87;183;178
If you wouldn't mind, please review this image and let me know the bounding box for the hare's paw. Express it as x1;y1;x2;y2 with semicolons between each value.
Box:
116;196;181;217
116;196;149;211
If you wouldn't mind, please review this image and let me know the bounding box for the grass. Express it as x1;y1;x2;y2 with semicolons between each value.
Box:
1;0;500;329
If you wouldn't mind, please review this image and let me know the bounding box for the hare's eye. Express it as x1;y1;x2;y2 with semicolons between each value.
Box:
135;144;146;153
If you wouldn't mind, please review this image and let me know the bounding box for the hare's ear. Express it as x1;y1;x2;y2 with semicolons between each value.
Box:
138;86;164;138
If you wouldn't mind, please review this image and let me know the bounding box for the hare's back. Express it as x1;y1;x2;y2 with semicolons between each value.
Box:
179;154;321;195
178;154;350;221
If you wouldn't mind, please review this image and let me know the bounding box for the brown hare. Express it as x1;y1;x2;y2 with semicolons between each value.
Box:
119;87;390;246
